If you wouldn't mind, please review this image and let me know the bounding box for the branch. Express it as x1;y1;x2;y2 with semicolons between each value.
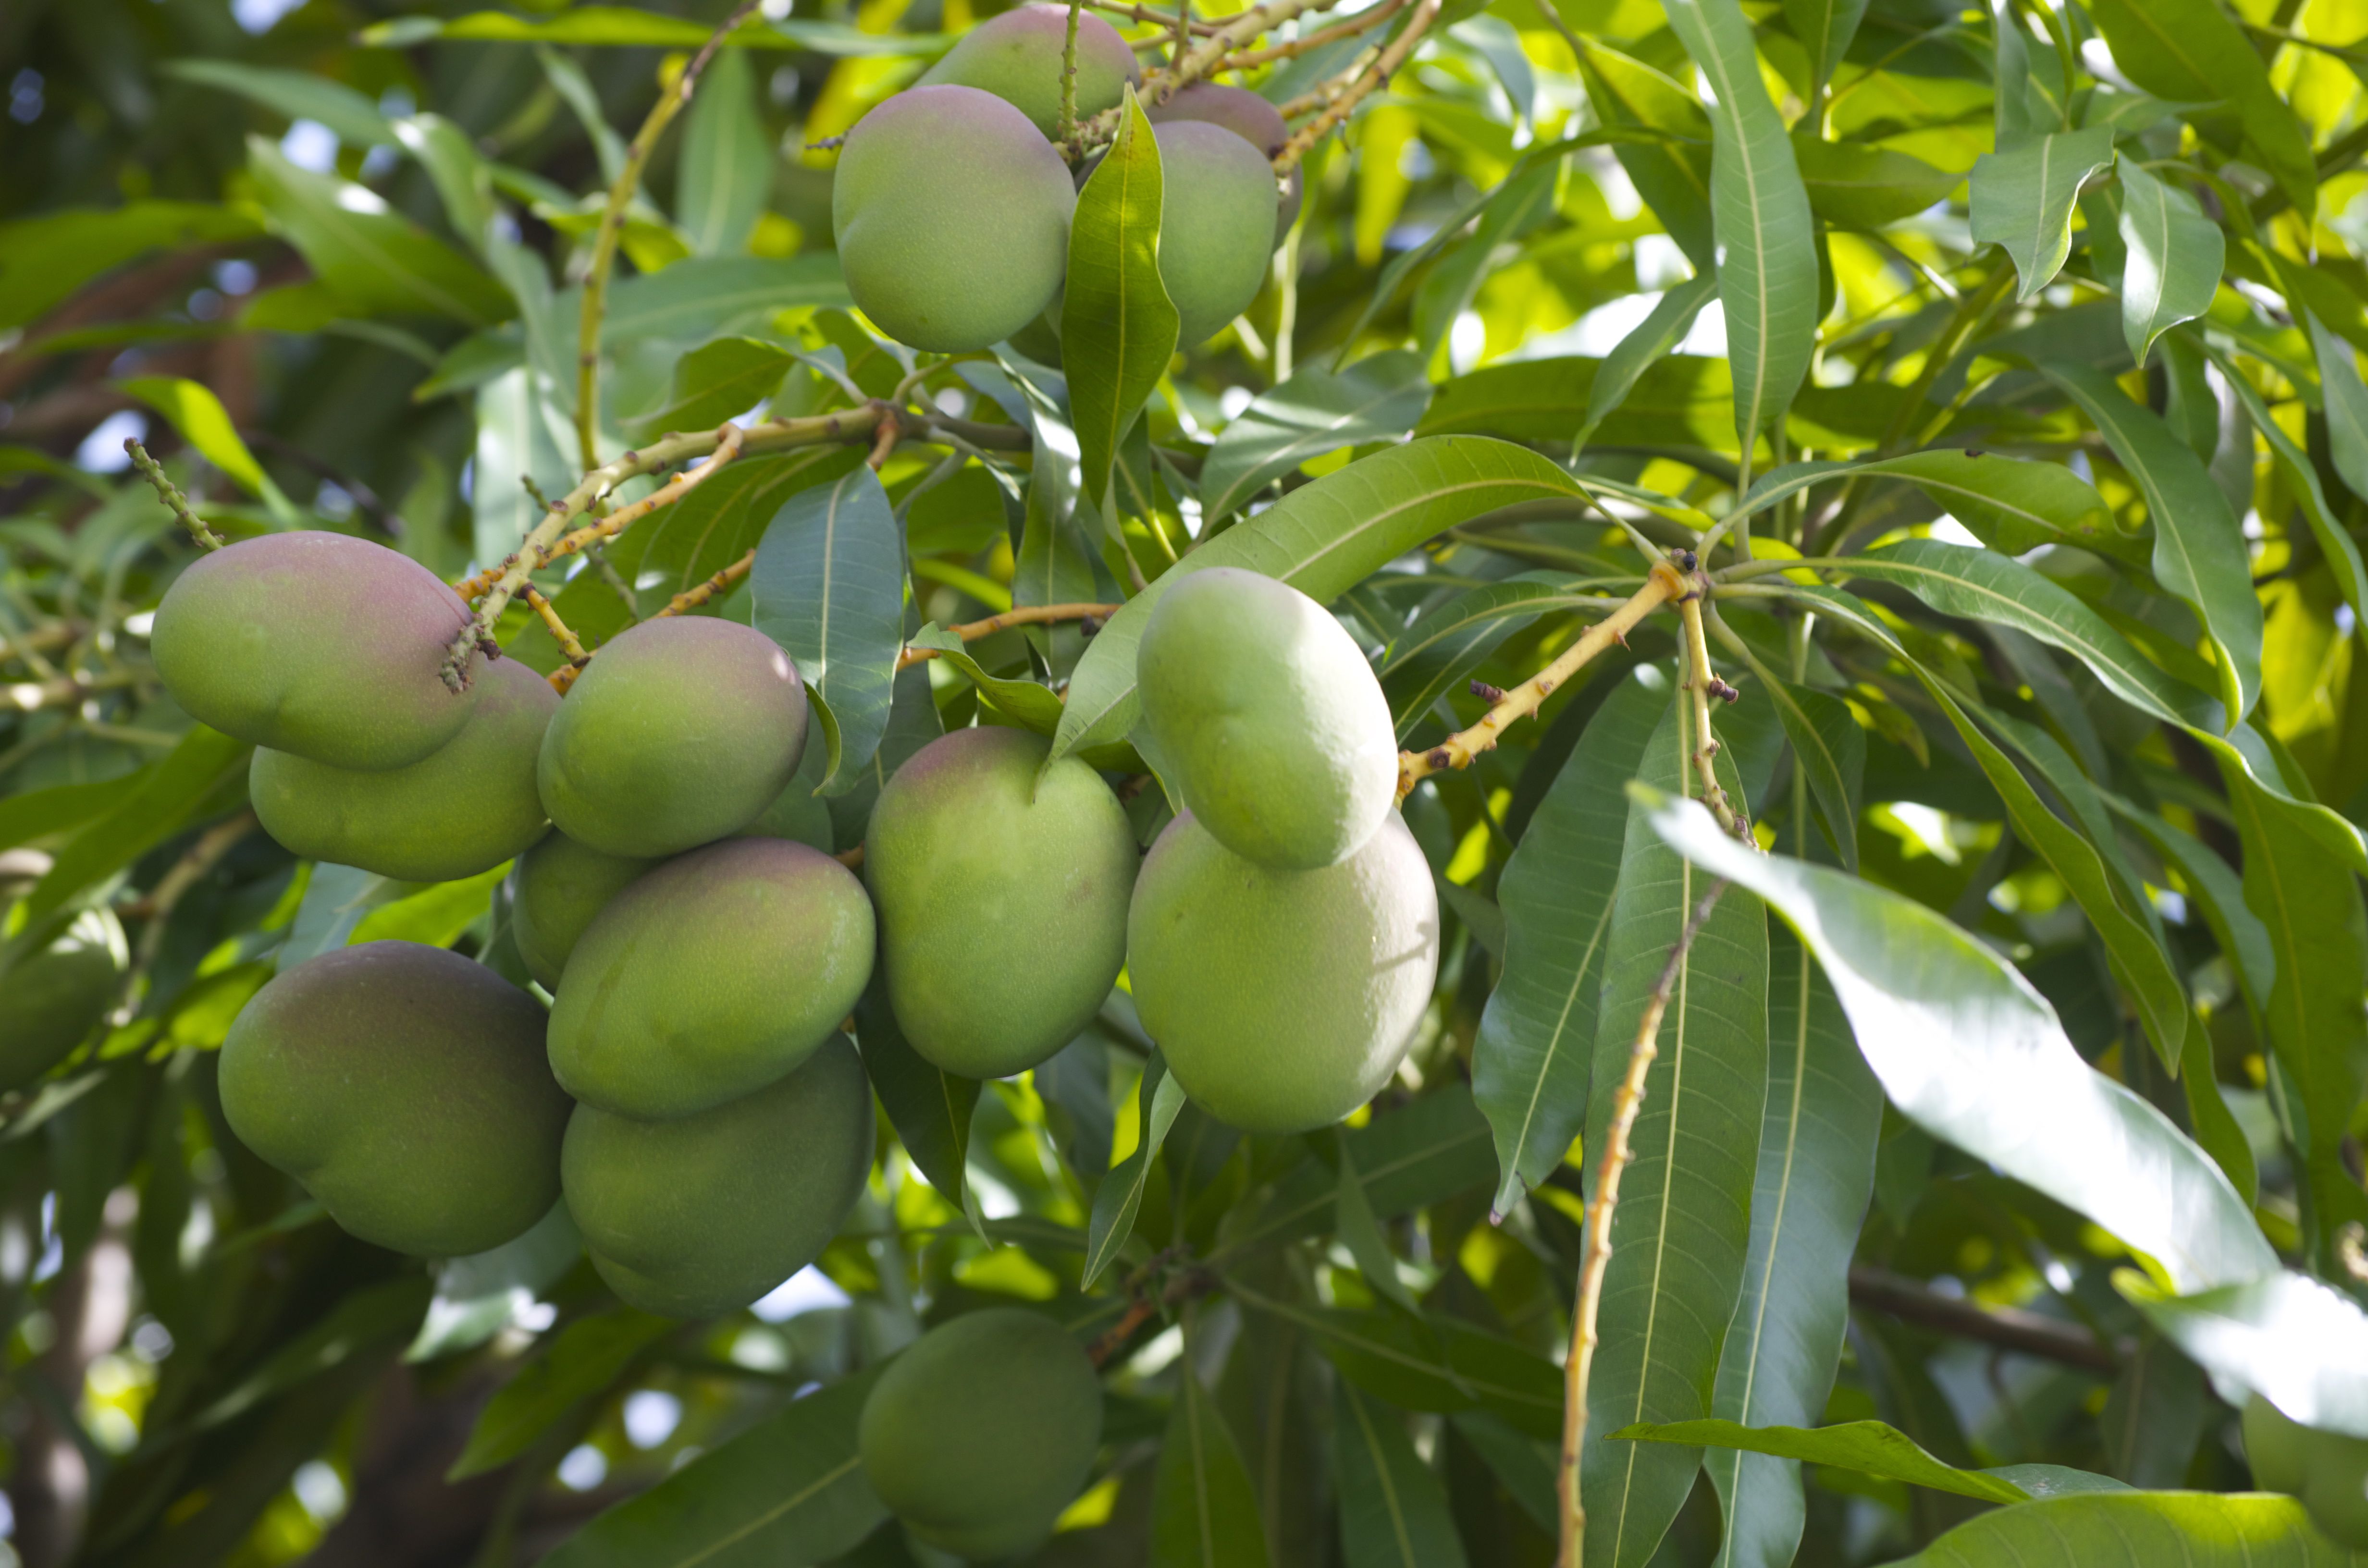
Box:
1846;1267;2122;1372
1086;1247;1215;1369
1561;879;1727;1568
125;441;222;551
1271;0;1441;175
1677;584;1751;844
656;548;757;620
1398;560;1686;799
895;602;1122;669
1082;0;1229;35
1073;0;1338;145
1217;0;1406;72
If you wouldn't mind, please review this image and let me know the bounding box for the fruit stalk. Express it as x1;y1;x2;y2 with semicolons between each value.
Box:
125;439;222;551
1271;0;1442;175
522;587;593;693
1058;0;1084;154
1559;879;1727;1568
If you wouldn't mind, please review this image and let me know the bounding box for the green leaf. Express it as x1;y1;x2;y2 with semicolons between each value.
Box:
2204;339;2368;634
0;773;142;855
118;376;299;524
29;727;249;920
1064;87;1178;510
632;337;795;441
1334;1380;1470;1568
538;1369;888;1568
1612;1418;2031;1504
677;48;768;256
749;464;906;792
1792;136;1961;230
605;256;851;344
1381;575;1619;742
1413;158;1561;365
1781;0;1870;97
1153;1353;1271;1568
0;201;265;331
1638;790;2277;1292
1334;1135;1418;1313
1217;1086;1496;1258
186;1276;434;1433
2115;156;2222;368
473;364;579;565
362;8;945;54
1474;666;1671;1218
1758;671;1863;872
855;976;980;1229
246;137;511;326
1968;127;2115;303
1081;1055;1186;1289
1705;926;1883;1568
2082;0;2317;216
2309;312;2368;505
1862;448;2117;559
1578;271;1719;451
2118;1269;2368;1439
1582;696;1770;1568
1664;0;1819;448
163;60;395;148
1199;350;1433;522
449;1309;673;1478
1887;1490;2367;1566
1050;436;1592;762
1241;1289;1564;1439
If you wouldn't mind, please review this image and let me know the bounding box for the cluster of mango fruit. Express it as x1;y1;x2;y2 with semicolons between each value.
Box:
833;2;1303;353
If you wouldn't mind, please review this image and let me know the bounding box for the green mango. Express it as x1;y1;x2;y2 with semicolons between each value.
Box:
1137;567;1397;869
547;838;874;1119
537;616;808;858
250;655;556;882
1128;809;1438;1134
917;3;1138;139
1150;83;1300;238
507;832;659;991
218;941;569;1257
562;1034;873;1319
858;1307;1103;1559
0;910;122;1093
865;727;1136;1078
833;85;1076;353
1153;121;1278;347
151;530;480;771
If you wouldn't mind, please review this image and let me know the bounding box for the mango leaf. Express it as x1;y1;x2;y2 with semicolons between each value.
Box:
855;975;980;1231
749;464;906;792
1239;1289;1564;1440
1792;136;1960;230
246;137;510;326
631;337;795;441
29;727;249;919
1050;436;1590;762
1335;1380;1470;1568
1412;157;1561;364
1613;1418;2032;1504
1664;0;1818;448
1217;1085;1496;1257
449;1309;673;1478
183;1276;434;1434
0;201;264;331
473;365;577;564
164;60;395;148
2119;1269;2368;1440
1968;127;2115;303
2202;339;2368;633
1782;0;1870;96
1578;271;1719;451
1706;926;1883;1568
1081;1055;1186;1289
2308;313;2368;505
1064;87;1178;510
1581;695;1769;1568
538;1370;887;1568
604;256;851;344
1887;1490;2367;1566
0;772;142;855
1199;350;1433;522
1152;1355;1271;1568
1474;666;1670;1218
677;48;767;256
1639;790;2277;1293
2116;156;2222;368
1380;575;1622;742
1866;448;2116;558
1762;671;1863;871
118;376;300;525
2082;0;2316;216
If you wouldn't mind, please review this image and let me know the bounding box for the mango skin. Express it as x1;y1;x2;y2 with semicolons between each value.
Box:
1128;810;1438;1134
507;833;659;991
251;656;557;882
538;616;807;858
865;728;1136;1078
1150;84;1300;237
833;86;1076;353
152;530;479;771
1137;567;1396;870
858;1307;1103;1559
562;1034;872;1319
219;942;569;1257
0;913;121;1093
1154;121;1278;346
547;837;874;1119
920;3;1139;138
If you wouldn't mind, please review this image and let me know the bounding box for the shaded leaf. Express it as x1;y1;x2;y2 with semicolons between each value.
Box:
1199;350;1432;522
246;137;510;325
1335;1380;1469;1568
1064;88;1178;509
750;464;906;791
450;1309;672;1478
1578;271;1718;450
855;976;980;1228
2083;0;2316;215
632;337;795;442
677;48;768;256
1793;136;1960;230
1082;1055;1186;1288
1153;1351;1271;1568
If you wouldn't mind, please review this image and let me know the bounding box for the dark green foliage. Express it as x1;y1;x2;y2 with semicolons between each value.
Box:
0;915;119;1092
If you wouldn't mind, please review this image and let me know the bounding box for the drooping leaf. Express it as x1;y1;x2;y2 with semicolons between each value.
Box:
29;726;249;919
1782;0;1872;98
1968;127;2115;303
246;137;511;326
449;1309;673;1478
1240;1288;1564;1440
2202;339;2368;634
2119;1269;2368;1439
2082;0;2317;215
1199;350;1433;522
1063;87;1178;510
1153;1352;1272;1568
2115;156;2222;368
749;463;906;791
0;201;265;331
2308;312;2368;506
1217;1085;1496;1258
118;375;299;523
677;48;768;256
1578;271;1719;451
1335;1380;1470;1568
1081;1055;1186;1288
603;256;851;344
1614;1418;2037;1504
164;60;396;148
1886;1489;2365;1566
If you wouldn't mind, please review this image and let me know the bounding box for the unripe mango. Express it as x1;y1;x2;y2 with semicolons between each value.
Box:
251;656;556;882
1154;121;1278;346
1137;567;1396;869
562;1034;872;1319
547;837;874;1119
538;616;807;858
152;531;479;771
507;833;659;991
919;4;1139;139
0;911;123;1093
219;942;569;1257
1150;84;1299;237
834;86;1076;353
865;727;1135;1078
858;1307;1103;1559
1128;810;1438;1134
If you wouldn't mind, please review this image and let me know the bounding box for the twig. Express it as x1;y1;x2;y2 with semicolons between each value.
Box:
656;549;757;620
1086;1246;1212;1368
114;809;258;1022
866;403;901;470
575;0;763;467
1271;0;1440;175
4;671;140;713
1397;559;1686;798
1561;880;1727;1568
895;602;1122;668
125;441;222;551
1217;0;1406;72
1274;63;1375;119
1083;0;1228;35
1846;1267;2123;1371
518;587;593;695
1073;0;1337;145
1677;585;1751;843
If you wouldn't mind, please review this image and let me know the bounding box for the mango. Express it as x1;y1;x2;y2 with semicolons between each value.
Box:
152;531;480;771
538;616;807;858
218;941;569;1257
1136;567;1396;869
2246;1395;2315;1495
507;833;659;991
919;3;1140;139
0;911;122;1093
562;1034;872;1319
250;655;556;882
1150;84;1299;237
858;1307;1103;1558
1153;121;1278;346
865;727;1136;1078
834;86;1077;353
547;837;874;1119
1127;809;1438;1134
